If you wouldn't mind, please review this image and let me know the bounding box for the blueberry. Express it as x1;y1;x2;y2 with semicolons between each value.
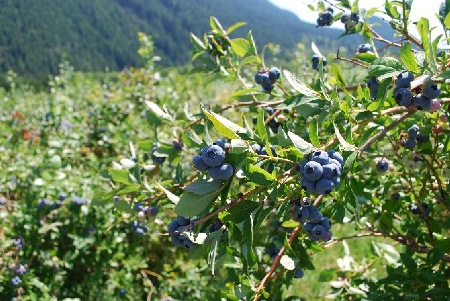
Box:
323;230;333;241
327;7;334;13
171;235;184;247
268;67;281;83
193;155;209;172
332;176;341;188
311;225;327;241
328;158;343;171
58;192;67;201
302;221;314;233
296;159;308;177
291;206;310;222
257;73;271;86
134;202;144;212
312;54;320;64
394;88;413;106
412;95;432;110
315;178;335;195
407;125;419;139
301;178;316;193
321;11;333;25
357;43;371;53
311;150;330;165
252;116;257;125
376;159;389;173
251;143;261;154
11;276;21;286
317;17;325;27
183;239;195;249
319;217;332;230
119;289;127;297
350;12;360;23
177;216;190;226
266;162;275;173
396;72;414;88
145;206;159;216
168;220;179;235
404;138;417;149
172;138;183;151
340;14;350;23
422;82;441;99
321;164;337;179
201;145;225;167
366;77;379;99
294;268;304;278
260;146;277;157
208;163;234;180
151;144;166;164
213;138;227;150
302;161;323;181
308;206;323;223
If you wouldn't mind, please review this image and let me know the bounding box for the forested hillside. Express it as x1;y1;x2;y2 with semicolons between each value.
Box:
0;0;374;76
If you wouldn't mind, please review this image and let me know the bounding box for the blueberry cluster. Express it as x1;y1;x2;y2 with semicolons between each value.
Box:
316;7;334;27
252;144;278;173
130;220;148;235
252;107;284;134
376;158;389;173
297;150;343;195
312;54;327;71
410;202;430;216
367;77;379;99
254;67;281;91
290;197;332;242
340;12;360;32
356;43;371;54
403;124;420;149
167;216;195;249
394;72;441;110
192;139;234;181
151;143;166;164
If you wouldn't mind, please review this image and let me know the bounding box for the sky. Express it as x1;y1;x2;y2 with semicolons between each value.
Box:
268;0;444;39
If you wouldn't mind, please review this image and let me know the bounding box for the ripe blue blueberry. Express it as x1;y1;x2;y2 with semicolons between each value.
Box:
329;158;342;171
311;150;330;165
357;43;371;53
321;11;333;25
321;164;338;179
260;146;277;157
193;155;209;172
294;268;304;278
251;143;261;154
404;138;417;149
319;217;332;230
291;206;310;222
177;215;190;226
303;161;323;181
395;72;414;88
134;202;144;212
208;163;234;180
367;77;379;99
307;206;323;223
151;144;166;164
301;178;316;193
311;224;327;241
422;82;440;99
315;178;335;195
168;220;179;235
302;221;314;233
408;124;419;139
171;235;184;247
183;239;196;249
201;145;225;167
340;14;350;23
316;17;325;27
376;159;389;173
394;88;413;106
350;12;360;23
172;138;183;151
268;67;281;83
412;95;432;110
11;276;22;286
213;138;227;150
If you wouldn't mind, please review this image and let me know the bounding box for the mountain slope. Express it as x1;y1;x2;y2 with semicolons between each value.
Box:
0;0;378;76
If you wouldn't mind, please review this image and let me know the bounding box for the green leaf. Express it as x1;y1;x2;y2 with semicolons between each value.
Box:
400;42;419;73
190;33;206;50
145;100;173;121
222;199;260;223
230;38;249;57
210;16;225;32
244;164;275;186
202;108;246;139
283;70;320;97
445;11;450;28
183;178;224;195
281;219;299;228
385;0;400;18
226;22;246;35
114;200;134;214
417;17;437;72
287;131;318;154
308;117;320;147
174;190;221;217
368;57;403;78
117;185;141;194
331;63;347;87
240;55;260;66
354;52;378;63
343;151;358;175
277;127;291;147
109;169;133;185
156;182;180;204
256;109;268;141
229;139;248;154
333;123;357;151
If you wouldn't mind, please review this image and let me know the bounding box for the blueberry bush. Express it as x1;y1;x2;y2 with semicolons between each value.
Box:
1;1;450;300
